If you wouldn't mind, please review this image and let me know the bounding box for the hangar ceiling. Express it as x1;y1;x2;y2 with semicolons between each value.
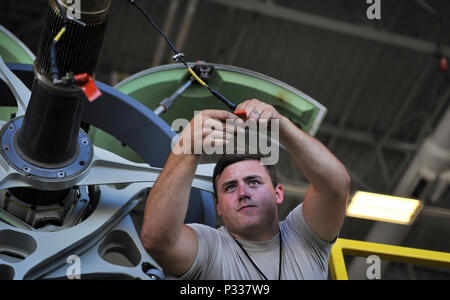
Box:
1;0;449;279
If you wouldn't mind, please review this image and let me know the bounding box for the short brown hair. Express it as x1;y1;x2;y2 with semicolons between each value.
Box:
212;154;278;200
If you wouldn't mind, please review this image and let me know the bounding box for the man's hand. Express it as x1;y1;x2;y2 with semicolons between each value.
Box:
235;99;282;124
174;109;242;156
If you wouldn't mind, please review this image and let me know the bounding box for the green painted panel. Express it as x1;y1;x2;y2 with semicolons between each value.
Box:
86;63;327;163
0;25;35;64
0;25;35;121
116;63;327;136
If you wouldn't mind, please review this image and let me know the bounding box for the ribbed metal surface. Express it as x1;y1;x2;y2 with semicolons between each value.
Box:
8;187;71;206
35;0;110;78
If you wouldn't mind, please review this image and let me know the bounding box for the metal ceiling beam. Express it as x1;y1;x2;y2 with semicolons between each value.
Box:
326;0;407;153
320;124;418;153
361;59;434;189
202;0;450;57
421;206;450;220
347;169;373;191
391;88;450;191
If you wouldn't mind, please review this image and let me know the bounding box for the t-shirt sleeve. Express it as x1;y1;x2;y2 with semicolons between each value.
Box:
171;223;219;280
281;202;336;274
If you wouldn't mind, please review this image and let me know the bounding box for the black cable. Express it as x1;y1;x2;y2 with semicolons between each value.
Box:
50;24;68;82
128;0;239;112
128;0;181;59
233;231;283;280
207;87;237;110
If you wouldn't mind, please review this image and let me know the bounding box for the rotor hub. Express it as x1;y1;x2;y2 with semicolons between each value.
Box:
0;116;93;181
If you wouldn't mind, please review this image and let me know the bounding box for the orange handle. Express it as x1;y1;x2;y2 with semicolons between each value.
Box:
234;110;247;121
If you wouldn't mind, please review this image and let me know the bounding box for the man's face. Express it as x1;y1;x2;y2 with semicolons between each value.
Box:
215;160;283;241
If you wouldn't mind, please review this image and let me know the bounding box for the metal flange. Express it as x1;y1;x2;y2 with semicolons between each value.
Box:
0;116;93;180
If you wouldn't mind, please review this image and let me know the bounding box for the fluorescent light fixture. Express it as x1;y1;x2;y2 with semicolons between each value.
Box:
346;191;423;225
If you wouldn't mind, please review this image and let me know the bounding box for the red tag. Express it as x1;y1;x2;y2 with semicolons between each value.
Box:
74;73;102;102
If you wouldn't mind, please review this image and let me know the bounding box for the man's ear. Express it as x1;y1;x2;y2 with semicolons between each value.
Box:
215;197;222;216
275;184;284;205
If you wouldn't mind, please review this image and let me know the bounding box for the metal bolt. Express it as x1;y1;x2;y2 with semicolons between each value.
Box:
8;124;14;131
22;166;31;173
172;53;185;62
2;145;10;152
57;171;65;178
141;262;162;280
80;138;89;146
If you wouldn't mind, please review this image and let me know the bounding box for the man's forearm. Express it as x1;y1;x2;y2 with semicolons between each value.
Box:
141;152;200;249
279;116;349;196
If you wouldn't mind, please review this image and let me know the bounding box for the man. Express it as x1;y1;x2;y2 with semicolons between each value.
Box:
141;99;350;279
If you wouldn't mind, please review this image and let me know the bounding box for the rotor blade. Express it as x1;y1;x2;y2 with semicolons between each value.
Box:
0;56;31;116
79;146;214;193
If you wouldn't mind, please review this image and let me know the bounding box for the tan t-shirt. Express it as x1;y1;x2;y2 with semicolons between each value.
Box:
170;203;334;280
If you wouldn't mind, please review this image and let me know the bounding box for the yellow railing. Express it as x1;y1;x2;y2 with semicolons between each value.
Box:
329;238;450;280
